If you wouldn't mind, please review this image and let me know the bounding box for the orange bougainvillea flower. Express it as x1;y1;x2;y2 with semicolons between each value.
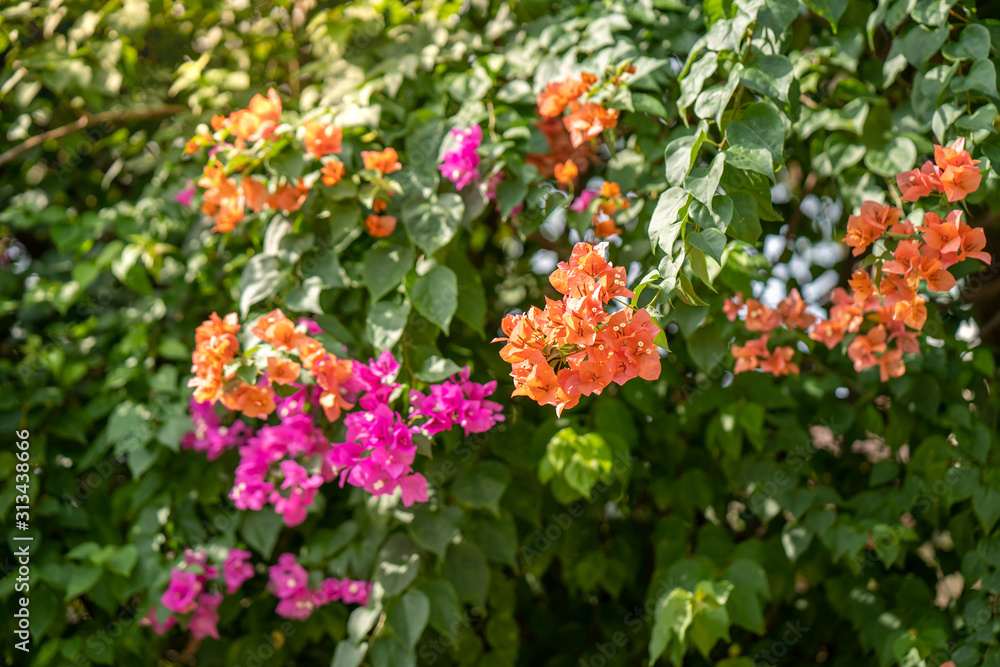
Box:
268;179;309;212
843;201;900;256
935;137;982;202
759;346;799;376
495;242;660;415
189;312;241;404
253;309;309;350
198;164;245;233
321;160;345;186
372;198;388;213
847;325;887;373
593;217;623;238
896;162;942;202
210;114;229;131
266;356;301;385
228;88;282;143
554;159;578;185
365;215;397;238
922;210;992;267
723;294;744;321
361;147;402;174
732;336;771;374
777;289;816;330
563;102;619;148
242;177;269;213
878;347;906;382
744;299;783;332
537;73;598;118
303;121;343;158
882;240;957;292
220;382;276;419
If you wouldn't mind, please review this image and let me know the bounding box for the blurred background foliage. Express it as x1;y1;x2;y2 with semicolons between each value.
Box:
2;1;1000;666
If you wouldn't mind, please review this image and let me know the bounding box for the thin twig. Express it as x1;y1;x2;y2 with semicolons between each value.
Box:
0;104;188;167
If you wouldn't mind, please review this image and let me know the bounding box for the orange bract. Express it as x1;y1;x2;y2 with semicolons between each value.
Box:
495;242;661;415
536;73;597;118
321;160;346;186
554;159;578;185
303;121;343;158
362;147;402;174
365;214;397;238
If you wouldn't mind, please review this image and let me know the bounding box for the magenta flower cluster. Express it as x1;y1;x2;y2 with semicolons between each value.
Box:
268;553;371;619
181;398;252;460
147;548;371;636
187;347;503;528
438;126;482;190
145;548;245;640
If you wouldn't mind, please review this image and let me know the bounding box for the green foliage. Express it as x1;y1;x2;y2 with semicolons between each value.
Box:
2;1;1000;666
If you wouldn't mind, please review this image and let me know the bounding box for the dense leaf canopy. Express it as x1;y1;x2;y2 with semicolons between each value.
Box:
2;1;1000;667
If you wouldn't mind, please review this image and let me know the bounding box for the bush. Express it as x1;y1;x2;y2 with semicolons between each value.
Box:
2;1;999;666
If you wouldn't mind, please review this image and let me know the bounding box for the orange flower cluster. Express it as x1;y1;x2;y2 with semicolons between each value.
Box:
188;309;356;422
775;138;988;382
198;164;313;232
897;138;983;203
724;290;814;377
537;72;619;148
251;309;355;422
592;181;630;238
302;121;343;158
494;243;662;415
189;313;276;419
731;335;798;376
214;88;283;145
360;148;401;237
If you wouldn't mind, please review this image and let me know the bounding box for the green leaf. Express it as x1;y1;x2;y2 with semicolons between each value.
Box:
741;55;795;102
685;153;726;208
728;193;762;244
240;509;284;559
974;484;1000;533
649;588;694;666
416;356;462;383
365;300;411;351
409;266;458;335
898;24;949;68
444;541;490;608
448;249;488;332
953;59;999;99
664;130;707;186
365;243;414;302
863;137;917;179
725;102;785;177
386;589;430;648
415;580;463;634
408;506;463;558
678;54;718;112
65;565;102;602
649;188;690;255
105;545;138;577
375;534;421;596
452;461;511;516
239;254;283;318
942;23;991;61
688;228;726;264
405;193;464;255
802;0;847;32
331;641;368;667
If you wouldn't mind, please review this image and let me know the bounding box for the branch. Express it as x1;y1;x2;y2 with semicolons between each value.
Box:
0;104;188;168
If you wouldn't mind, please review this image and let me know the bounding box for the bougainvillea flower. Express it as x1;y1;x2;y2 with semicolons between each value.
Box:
365;214;397;238
242;176;269;213
537;73;597;118
731;336;771;374
220;382;276;419
162;570;201;614
847;325;887;373
439;126;482;190
563;102;619;148
843;201;899;256
554;159;578;185
361;147;401;174
302;121;342;158
896;162;941;202
935;137;982;202
188;592;222;640
267;179;309;212
744;299;782;332
267;356;302;385
223;549;254;594
321;159;345;186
